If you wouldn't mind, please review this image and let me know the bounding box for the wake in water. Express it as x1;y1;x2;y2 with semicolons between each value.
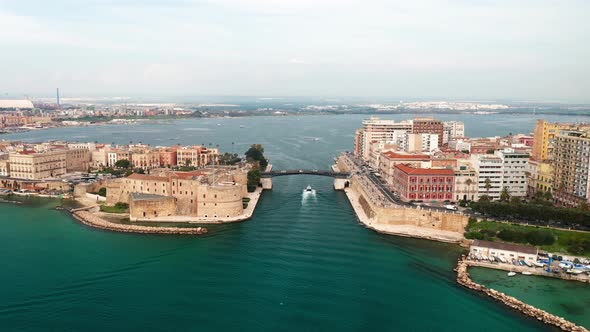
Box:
302;185;317;204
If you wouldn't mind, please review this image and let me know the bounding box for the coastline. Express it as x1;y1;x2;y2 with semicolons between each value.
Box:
70;207;207;235
455;258;588;331
343;186;464;243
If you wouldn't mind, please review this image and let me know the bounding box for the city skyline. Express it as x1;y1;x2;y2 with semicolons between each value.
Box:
1;0;589;102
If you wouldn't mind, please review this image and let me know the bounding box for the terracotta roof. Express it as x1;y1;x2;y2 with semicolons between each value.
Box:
472;240;538;255
382;151;430;160
394;163;454;176
126;173;168;181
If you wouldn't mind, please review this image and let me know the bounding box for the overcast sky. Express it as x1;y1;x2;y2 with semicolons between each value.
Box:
0;0;588;102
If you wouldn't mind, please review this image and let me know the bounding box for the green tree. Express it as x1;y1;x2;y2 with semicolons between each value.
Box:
465;178;473;201
484;178;492;196
115;159;131;169
500;187;510;202
245;144;268;170
97;187;107;197
247;169;261;192
219;152;241;165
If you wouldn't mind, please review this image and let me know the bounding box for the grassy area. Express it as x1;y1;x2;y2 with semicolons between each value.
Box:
99;202;129;214
466;219;590;256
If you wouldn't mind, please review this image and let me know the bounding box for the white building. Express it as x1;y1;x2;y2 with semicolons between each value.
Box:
496;148;529;199
471;154;503;200
400;133;439;153
443;121;465;144
470;240;538;263
448;139;471;153
358;118;413;160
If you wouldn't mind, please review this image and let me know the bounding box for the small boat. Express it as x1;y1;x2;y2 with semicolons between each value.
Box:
507;272;516;277
566;269;584;275
524;261;533;267
521;271;532;275
533;261;545;268
305;185;313;193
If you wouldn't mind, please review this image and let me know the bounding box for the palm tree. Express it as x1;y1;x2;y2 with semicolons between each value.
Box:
465;178;473;201
484;178;492;198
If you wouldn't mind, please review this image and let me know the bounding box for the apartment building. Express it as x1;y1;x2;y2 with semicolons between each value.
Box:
552;130;590;207
8;150;67;180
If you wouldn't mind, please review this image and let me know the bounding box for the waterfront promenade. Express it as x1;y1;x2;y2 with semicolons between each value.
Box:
466;259;590;284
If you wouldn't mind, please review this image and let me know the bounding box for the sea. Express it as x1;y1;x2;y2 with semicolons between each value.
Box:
1;113;589;331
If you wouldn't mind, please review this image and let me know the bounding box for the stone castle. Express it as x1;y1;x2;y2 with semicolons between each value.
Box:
105;167;248;221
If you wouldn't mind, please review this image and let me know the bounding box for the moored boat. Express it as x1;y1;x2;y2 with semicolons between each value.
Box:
521;271;532;275
507;271;516;277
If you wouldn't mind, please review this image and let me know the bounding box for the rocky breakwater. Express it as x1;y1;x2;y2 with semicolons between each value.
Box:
455;257;588;332
72;210;207;235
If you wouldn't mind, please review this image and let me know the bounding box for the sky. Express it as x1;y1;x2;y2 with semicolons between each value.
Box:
0;0;589;102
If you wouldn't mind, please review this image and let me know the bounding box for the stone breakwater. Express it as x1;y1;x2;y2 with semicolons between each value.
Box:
72;210;207;235
455;257;588;332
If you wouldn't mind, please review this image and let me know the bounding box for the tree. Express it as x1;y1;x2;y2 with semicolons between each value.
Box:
115;159;131;169
578;201;590;211
245;144;268;170
465;178;473;201
484;178;492;196
247;169;261;192
500;187;510;202
184;159;192;167
97;187;107;197
510;196;521;205
219;152;241;165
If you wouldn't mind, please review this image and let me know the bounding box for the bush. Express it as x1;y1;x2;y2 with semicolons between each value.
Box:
97;187;107;197
465;231;483;240
526;230;555;246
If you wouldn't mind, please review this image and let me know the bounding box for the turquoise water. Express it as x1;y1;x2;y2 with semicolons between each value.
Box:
470;267;590;328
3;113;589;331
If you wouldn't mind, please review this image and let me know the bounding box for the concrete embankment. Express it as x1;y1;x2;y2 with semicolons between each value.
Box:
467;260;590;284
455;258;588;332
71;209;207;235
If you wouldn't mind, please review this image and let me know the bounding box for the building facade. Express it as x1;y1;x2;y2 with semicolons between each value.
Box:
8;150;67;180
412;118;444;147
552;130;590;207
392;164;455;202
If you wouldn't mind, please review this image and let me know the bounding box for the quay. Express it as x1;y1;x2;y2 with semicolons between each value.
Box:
335;153;468;243
71;207;207;235
465;259;590;284
456;258;588;332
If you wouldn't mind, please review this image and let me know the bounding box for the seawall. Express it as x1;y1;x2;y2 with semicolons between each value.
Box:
344;174;467;243
455;258;588;332
72;209;207;235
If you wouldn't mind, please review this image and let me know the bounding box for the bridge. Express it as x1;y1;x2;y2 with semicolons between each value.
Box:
261;169;350;178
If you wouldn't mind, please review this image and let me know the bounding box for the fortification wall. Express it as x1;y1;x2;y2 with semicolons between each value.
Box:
349;176;467;235
130;196;176;220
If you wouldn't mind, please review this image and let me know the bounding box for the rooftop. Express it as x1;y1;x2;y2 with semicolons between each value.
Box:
394;163;454;175
472;240;538;255
130;192;170;201
382;151;430;160
127;173;168;181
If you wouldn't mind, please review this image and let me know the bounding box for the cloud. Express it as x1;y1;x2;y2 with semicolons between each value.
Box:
288;58;307;65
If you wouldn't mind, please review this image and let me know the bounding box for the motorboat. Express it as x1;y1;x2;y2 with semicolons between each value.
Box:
533;261;545;268
507;272;516;277
303;185;316;195
305;185;313;192
566;269;584;275
521;271;532;275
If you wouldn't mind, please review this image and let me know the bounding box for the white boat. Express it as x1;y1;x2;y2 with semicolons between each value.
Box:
303;185;316;195
533;261;545;268
567;269;584;275
507;272;516;277
521;271;532;275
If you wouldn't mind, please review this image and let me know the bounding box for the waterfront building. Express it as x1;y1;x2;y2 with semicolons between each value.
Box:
0;100;34;110
357;118;413;160
453;161;478;201
470;240;538;263
378;151;430;188
531;120;572;161
496;148;529;199
442;121;465;144
131;149;160;169
468;137;500;154
159;148;178;167
400;133;439;153
0;159;9;177
177;146;219;167
367;141;397;169
527;159;554;196
471;154;503;200
552;130;590;207
8;150;67;179
391;163;455;202
412;118;444;147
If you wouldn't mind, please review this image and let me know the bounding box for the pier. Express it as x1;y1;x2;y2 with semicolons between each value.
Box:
261;169;350;178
